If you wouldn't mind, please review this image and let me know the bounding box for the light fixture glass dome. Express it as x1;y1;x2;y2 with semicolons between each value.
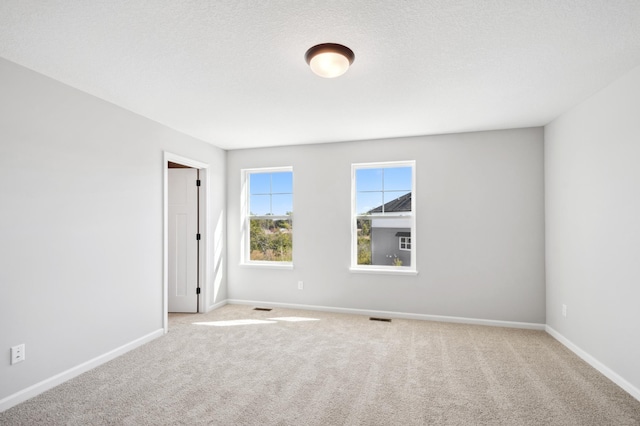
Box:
305;43;355;78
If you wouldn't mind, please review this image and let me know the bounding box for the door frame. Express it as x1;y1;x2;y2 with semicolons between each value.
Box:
163;152;209;333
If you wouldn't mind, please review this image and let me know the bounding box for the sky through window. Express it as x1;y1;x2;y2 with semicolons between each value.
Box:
250;172;293;216
356;167;412;214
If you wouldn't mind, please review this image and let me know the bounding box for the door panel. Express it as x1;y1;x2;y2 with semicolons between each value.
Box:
168;168;198;313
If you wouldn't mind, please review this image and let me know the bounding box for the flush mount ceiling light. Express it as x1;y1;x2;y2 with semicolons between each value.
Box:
305;43;355;78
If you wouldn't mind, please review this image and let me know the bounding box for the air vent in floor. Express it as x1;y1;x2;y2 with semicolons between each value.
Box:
253;307;272;312
369;317;391;322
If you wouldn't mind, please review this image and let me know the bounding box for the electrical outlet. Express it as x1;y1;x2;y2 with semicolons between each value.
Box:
562;304;567;318
11;344;25;365
297;281;303;290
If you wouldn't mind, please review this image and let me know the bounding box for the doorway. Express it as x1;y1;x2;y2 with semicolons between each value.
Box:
163;152;209;333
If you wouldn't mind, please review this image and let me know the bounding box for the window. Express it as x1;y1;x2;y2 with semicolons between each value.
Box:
351;161;416;273
399;236;411;251
241;167;293;267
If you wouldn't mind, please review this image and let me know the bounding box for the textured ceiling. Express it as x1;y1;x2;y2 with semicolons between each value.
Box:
1;1;640;150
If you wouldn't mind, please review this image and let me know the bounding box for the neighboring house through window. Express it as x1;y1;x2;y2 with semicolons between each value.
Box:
241;167;293;267
351;161;416;273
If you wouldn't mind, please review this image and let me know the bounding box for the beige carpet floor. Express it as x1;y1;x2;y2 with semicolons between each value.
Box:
1;304;639;425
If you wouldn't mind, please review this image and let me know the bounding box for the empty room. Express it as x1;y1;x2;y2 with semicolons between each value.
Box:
1;1;639;424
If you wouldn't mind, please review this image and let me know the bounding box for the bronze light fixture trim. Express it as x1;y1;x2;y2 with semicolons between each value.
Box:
305;43;355;78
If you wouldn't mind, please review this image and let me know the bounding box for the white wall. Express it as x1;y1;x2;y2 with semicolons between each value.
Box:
0;58;226;404
545;65;640;395
227;128;545;324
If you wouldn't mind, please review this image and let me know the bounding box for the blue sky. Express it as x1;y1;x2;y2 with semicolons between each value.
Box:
250;172;293;216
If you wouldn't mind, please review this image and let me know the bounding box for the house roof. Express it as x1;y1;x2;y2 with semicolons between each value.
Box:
368;193;411;214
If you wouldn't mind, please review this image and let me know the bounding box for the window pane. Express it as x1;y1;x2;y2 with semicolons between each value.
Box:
271;194;293;216
250;194;271;216
368;224;412;267
357;218;411;266
356;192;383;215
356;168;383;191
250;173;271;194
271;172;293;193
249;219;292;262
383;167;412;191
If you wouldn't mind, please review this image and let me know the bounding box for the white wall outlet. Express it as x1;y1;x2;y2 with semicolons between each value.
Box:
562;304;567;318
297;281;303;290
11;344;25;365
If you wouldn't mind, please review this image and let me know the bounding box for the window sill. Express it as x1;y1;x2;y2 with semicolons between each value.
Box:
349;267;418;276
240;262;294;270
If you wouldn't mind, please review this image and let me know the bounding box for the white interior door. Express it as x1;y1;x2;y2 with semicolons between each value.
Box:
168;168;199;313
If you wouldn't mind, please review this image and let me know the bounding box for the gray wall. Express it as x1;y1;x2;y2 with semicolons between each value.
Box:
0;58;226;401
227;128;545;324
370;228;411;267
545;65;640;393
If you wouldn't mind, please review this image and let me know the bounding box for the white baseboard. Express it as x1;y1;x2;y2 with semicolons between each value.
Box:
545;325;640;402
0;328;164;413
227;299;546;330
205;299;228;312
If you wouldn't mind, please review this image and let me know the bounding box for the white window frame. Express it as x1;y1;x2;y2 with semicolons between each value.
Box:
241;166;293;269
399;236;411;251
350;160;417;275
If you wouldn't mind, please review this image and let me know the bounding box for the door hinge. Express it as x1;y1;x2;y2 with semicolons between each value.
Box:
196;179;201;187
196;287;201;294
196;233;201;241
